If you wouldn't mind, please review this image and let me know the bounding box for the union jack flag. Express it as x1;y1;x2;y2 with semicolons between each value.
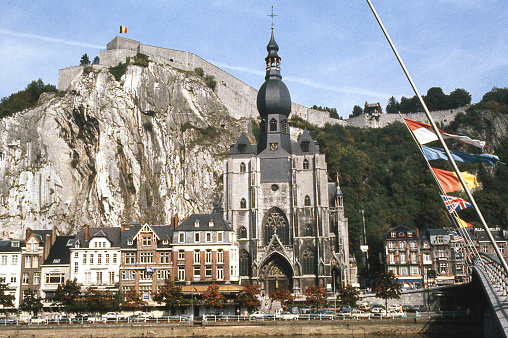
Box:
441;195;473;213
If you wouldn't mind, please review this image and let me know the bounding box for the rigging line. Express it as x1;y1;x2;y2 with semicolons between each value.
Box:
400;115;482;268
367;0;508;275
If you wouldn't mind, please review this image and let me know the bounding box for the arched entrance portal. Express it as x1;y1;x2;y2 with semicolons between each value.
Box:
260;253;293;296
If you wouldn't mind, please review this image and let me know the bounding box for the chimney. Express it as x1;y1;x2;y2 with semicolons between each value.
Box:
25;228;32;240
415;228;419;238
85;224;90;241
171;214;179;229
51;226;57;245
121;223;129;233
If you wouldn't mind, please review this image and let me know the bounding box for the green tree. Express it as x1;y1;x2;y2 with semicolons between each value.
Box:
303;285;327;307
152;279;183;315
350;105;363;118
202;283;225;308
448;88;471;108
92;56;100;65
424;87;448;111
481;87;508;106
270;288;294;311
121;288;146;310
0;79;57;118
385;96;399;114
337;284;360;306
52;279;81;313
194;67;204;77
85;288;119;313
373;271;402;312
237;283;261;313
80;53;91;66
204;75;216;90
20;290;43;316
0;282;15;308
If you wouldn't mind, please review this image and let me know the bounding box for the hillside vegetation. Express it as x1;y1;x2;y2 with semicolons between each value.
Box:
294;87;508;274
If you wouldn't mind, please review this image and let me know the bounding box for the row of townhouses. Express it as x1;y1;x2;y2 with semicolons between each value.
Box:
0;210;241;311
384;225;508;287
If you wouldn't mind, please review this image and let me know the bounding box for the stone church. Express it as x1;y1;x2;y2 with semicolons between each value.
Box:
224;29;354;296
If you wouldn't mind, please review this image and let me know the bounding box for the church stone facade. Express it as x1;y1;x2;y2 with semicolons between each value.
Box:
224;29;353;297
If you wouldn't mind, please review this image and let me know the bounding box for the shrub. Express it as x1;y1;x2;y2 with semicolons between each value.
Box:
133;53;150;67
109;61;129;82
204;75;216;90
83;66;93;76
194;67;204;77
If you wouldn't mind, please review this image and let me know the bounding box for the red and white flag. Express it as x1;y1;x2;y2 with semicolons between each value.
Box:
404;119;485;148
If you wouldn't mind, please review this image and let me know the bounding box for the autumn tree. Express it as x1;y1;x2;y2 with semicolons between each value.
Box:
152;279;183;315
0;282;15;308
337;284;360;306
203;283;225;308
373;271;402;312
303;285;327;307
52;279;81;313
270;288;294;311
20;289;43;316
122;288;147;310
237;283;261;314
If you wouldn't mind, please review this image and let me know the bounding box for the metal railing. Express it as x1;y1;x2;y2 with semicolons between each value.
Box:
476;253;508;300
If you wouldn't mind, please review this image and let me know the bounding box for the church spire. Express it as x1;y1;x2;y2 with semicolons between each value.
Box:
265;29;281;80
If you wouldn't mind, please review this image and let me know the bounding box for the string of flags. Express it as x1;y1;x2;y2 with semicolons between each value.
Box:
403;118;500;231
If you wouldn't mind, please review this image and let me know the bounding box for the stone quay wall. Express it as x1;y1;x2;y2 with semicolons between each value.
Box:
0;318;482;338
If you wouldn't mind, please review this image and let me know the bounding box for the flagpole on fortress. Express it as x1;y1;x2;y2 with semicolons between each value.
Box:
366;0;508;275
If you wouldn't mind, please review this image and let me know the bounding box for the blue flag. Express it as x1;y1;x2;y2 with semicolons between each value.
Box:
422;145;499;165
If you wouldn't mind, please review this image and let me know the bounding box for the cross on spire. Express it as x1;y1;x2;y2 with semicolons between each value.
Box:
267;6;277;28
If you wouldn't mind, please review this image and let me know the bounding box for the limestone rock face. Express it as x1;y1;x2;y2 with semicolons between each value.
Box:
0;64;246;238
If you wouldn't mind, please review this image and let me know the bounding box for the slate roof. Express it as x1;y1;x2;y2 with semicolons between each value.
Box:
428;229;450;236
73;227;122;248
43;236;74;265
0;240;23;253
31;230;52;244
120;223;174;248
177;213;232;232
291;129;320;155
466;228;508;242
384;225;419;240
229;133;257;156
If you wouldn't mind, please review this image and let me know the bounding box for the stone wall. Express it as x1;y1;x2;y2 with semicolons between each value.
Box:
347;107;467;129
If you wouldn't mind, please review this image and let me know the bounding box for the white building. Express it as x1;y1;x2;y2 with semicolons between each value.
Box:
0;240;22;309
70;226;121;291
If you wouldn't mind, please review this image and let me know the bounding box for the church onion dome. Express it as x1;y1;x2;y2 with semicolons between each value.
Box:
257;29;291;117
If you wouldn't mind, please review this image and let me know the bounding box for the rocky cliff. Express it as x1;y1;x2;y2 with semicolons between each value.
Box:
0;63;248;238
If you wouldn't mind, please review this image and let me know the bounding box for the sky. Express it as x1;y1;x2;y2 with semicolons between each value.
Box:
1;1;507;119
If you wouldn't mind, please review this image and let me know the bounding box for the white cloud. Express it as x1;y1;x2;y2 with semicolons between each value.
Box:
0;29;102;49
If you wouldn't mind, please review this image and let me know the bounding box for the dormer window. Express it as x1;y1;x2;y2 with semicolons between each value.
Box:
194;220;200;228
269;118;277;132
12;241;19;248
301;141;310;152
52;259;60;264
407;231;413;237
127;240;133;246
209;220;214;227
238;144;246;153
162;239;169;245
391;232;396;238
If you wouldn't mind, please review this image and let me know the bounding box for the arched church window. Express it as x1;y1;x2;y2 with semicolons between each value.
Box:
281;119;288;134
240;198;247;209
304;195;311;206
239;250;251;276
239;226;247;239
269;118;277;132
303;159;309;170
260;120;266;134
240;162;246;173
302;248;315;275
304;224;313;237
263;208;289;245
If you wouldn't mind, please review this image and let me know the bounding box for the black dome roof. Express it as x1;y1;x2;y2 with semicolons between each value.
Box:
257;80;291;117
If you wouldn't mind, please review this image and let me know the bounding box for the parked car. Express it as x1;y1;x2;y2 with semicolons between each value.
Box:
249;311;273;320
136;312;153;319
341;305;352;313
87;315;101;323
101;312;122;321
350;309;373;318
388;305;401;312
371;305;386;314
276;312;299;320
358;304;371;312
29;317;46;324
385;309;405;318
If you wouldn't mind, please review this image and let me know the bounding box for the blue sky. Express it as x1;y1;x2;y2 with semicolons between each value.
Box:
1;1;507;118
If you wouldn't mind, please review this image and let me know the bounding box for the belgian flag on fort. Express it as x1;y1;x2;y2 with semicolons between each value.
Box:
120;26;127;33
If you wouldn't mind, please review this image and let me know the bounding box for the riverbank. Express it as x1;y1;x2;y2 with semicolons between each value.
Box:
0;318;483;337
